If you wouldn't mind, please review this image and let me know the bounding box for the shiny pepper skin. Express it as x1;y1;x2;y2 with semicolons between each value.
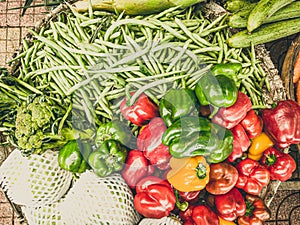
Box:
121;150;154;188
137;117;171;170
248;132;274;161
214;188;246;221
235;158;270;195
120;93;159;126
240;109;263;139
134;176;176;219
212;91;252;129
206;162;239;195
228;124;250;162
260;147;296;181
237;194;271;225
167;156;210;192
261;100;300;148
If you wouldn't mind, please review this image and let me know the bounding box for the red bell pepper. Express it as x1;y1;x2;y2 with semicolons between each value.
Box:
206;162;239;195
214;188;246;221
240;109;263;139
174;189;201;212
237;194;271;225
228;124;250;162
178;190;201;202
121;150;154;189
212;92;252;129
260;147;296;182
120;93;159;126
137;117;171;170
180;205;220;225
134;176;176;219
192;205;220;225
261;100;300;148
235;158;270;195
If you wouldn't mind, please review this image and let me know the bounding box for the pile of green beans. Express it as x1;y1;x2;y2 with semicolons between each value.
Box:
9;3;269;124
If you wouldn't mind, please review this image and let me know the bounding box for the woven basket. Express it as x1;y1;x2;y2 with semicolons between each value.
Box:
1;1;295;224
281;34;300;101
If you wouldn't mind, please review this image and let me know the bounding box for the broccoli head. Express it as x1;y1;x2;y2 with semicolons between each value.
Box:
14;96;54;153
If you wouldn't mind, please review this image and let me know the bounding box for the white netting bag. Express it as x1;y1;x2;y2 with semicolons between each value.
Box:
0;149;73;207
60;171;140;225
138;216;182;225
22;198;66;225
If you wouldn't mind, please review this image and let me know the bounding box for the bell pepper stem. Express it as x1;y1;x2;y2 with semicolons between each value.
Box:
196;163;207;179
265;154;277;166
245;201;255;217
174;190;189;211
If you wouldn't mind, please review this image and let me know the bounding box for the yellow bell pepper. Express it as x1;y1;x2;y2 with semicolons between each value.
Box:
167;156;210;192
219;217;237;225
248;132;274;161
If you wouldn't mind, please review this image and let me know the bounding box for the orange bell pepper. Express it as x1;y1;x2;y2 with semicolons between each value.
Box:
219;217;237;225
248;132;274;161
167;156;210;192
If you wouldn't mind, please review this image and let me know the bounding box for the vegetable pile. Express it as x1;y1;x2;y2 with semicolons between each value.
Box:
0;0;299;224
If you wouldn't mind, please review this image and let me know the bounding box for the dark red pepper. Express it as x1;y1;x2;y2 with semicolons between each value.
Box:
212;91;252;129
214;188;246;221
120;93;159;126
260;147;296;182
134;176;176;219
137;117;171;170
240;109;263;139
237;194;271;225
178;190;201;202
206;162;239;195
261;100;300;148
235;158;270;195
228;124;250;162
180;205;220;225
121;150;154;189
191;205;220;225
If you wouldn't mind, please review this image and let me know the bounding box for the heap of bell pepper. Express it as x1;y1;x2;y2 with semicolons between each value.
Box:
56;62;300;224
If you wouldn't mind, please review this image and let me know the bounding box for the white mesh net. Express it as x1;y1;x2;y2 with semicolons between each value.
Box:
22;198;66;225
138;216;182;225
60;171;141;225
0;149;73;207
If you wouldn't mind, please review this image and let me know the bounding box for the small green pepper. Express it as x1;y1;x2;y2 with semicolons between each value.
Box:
211;63;242;87
58;140;92;173
195;73;238;108
211;63;242;77
88;139;127;177
162;116;233;163
95;120;136;149
159;88;198;127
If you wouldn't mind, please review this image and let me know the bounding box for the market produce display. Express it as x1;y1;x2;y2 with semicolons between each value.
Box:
0;0;299;224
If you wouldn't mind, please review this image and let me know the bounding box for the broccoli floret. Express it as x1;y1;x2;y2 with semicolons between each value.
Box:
27;98;52;128
14;97;54;153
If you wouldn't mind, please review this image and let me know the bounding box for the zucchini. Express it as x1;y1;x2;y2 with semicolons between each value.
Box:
229;1;300;28
227;17;300;48
247;0;296;32
224;0;256;12
228;3;257;28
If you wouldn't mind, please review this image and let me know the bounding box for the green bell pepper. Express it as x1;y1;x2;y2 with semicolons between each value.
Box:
162;116;233;163
88;139;127;177
211;63;242;77
159;88;198;127
195;73;238;108
58;140;92;173
95;120;136;149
